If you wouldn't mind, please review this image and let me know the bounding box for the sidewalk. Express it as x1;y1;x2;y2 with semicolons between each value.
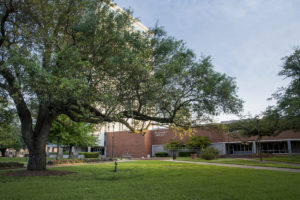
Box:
164;160;300;173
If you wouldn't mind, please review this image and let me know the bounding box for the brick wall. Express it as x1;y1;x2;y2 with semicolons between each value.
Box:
105;131;145;157
105;128;300;158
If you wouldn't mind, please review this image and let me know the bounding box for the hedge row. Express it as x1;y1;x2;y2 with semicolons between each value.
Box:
155;152;169;157
178;152;196;157
49;152;70;155
78;152;99;158
47;158;104;165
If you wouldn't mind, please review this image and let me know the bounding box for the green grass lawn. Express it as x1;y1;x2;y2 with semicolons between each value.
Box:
261;156;300;164
176;157;300;169
0;160;300;200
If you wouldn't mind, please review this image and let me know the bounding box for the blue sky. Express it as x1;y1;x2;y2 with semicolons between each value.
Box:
114;0;300;122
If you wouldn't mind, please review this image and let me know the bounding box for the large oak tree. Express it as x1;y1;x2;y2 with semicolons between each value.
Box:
0;0;242;170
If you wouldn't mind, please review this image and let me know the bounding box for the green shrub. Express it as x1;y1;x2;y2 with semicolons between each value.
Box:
155;152;169;157
79;152;99;158
201;147;219;160
178;152;196;157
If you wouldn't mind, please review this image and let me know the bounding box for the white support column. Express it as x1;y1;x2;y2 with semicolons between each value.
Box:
71;146;75;154
88;147;91;152
252;141;256;154
287;140;292;153
222;143;226;155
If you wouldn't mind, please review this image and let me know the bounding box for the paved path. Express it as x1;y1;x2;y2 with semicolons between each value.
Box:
164;160;300;173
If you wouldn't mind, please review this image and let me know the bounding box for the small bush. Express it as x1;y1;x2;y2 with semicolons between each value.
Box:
155;152;169;157
178;152;196;157
201;147;219;160
78;152;99;158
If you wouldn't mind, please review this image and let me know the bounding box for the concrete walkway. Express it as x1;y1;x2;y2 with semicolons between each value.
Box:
164;160;300;173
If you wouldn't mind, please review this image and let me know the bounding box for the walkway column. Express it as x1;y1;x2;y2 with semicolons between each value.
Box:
88;147;91;152
252;141;256;154
287;140;292;154
221;143;226;155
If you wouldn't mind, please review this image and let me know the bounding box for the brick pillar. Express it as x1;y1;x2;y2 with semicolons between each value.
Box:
144;131;152;157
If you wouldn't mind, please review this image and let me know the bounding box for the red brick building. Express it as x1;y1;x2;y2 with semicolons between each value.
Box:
104;128;300;158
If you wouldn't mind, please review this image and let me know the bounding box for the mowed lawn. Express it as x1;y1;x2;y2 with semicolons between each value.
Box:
1;160;300;200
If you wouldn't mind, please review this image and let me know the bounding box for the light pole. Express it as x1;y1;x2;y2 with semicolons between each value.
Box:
255;116;263;162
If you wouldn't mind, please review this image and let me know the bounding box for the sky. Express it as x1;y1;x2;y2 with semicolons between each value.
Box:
113;0;300;122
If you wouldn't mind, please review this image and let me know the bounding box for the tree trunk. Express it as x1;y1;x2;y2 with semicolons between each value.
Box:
25;106;57;170
0;148;6;157
27;143;47;170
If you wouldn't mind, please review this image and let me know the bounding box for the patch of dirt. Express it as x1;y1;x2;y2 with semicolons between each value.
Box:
3;170;75;177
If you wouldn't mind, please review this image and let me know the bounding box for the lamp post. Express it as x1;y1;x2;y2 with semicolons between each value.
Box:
255;116;263;162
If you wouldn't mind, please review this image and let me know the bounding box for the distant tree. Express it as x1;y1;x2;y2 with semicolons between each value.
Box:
0;125;23;157
0;99;23;157
186;136;210;156
164;140;184;160
268;48;300;130
49;115;96;159
226;113;280;162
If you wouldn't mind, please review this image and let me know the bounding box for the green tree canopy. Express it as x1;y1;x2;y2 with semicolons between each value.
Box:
226;113;281;162
49;114;96;159
164;140;184;151
268;48;300;130
186;136;210;150
0;0;242;170
49;115;96;148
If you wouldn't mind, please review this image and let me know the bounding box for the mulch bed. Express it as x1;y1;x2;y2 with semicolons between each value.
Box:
3;170;75;177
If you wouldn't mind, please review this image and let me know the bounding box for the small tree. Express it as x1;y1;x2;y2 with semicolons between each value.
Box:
226;113;279;162
0;125;23;157
164;140;184;160
48;115;96;159
0;100;23;157
186;136;210;156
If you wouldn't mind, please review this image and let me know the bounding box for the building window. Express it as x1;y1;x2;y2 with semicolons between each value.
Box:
91;147;105;155
258;141;288;154
291;141;300;153
226;143;253;155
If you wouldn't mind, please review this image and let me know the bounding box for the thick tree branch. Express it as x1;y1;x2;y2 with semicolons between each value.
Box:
0;0;15;47
0;68;33;146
